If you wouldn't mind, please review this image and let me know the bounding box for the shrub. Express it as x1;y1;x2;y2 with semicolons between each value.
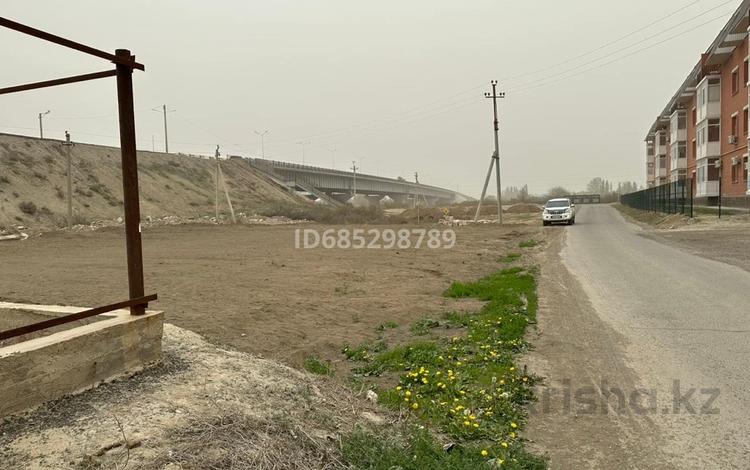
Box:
18;201;37;215
303;356;333;376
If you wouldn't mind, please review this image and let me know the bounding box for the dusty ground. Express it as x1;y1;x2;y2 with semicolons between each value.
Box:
0;220;541;371
644;228;750;273
0;324;379;470
615;203;750;272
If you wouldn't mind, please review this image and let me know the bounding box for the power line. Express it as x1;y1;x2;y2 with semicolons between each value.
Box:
502;0;711;82
505;1;735;92
509;10;733;94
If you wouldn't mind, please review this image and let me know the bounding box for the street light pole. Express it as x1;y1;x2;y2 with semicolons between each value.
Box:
38;110;50;138
254;130;269;158
296;140;310;165
715;158;723;219
328;146;336;168
351;160;358;196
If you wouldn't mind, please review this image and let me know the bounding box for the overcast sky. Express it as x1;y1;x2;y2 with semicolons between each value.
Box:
0;0;739;195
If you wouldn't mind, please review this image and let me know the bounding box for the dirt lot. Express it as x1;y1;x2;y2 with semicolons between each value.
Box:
646;228;750;273
0;221;542;370
614;204;750;273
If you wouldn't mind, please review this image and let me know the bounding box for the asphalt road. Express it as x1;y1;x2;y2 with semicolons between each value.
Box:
561;205;750;469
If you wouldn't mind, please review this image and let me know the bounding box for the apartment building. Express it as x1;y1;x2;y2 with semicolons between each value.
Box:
645;1;750;206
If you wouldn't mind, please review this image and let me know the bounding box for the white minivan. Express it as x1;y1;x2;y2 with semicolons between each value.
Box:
542;198;576;226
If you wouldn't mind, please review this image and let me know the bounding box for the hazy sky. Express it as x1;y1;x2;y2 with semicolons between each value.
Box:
0;0;738;196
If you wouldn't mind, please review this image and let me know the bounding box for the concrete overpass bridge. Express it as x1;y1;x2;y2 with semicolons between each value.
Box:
248;158;471;206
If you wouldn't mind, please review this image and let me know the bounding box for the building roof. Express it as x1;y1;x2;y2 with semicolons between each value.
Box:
645;1;750;142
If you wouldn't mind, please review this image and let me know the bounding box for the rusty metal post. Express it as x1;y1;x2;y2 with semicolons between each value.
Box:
115;49;146;315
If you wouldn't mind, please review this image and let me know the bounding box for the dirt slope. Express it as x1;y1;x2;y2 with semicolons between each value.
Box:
0;133;306;229
0;323;378;469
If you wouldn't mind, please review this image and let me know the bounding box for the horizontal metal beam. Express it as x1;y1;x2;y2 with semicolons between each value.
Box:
0;69;117;96
0;294;157;342
0;17;144;71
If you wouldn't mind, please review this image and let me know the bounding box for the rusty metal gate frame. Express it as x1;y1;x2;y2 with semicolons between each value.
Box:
0;17;157;341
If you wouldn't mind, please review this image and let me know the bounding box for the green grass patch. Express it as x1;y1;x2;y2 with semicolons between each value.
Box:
342;340;387;362
343;267;545;468
518;239;538;249
500;253;522;263
376;321;399;332
411;318;442;336
341;425;545;469
303;356;333;376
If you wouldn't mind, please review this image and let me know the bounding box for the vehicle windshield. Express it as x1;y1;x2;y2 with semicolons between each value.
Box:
546;200;570;208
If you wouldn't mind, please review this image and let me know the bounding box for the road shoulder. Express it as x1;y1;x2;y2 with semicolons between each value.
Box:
523;229;669;469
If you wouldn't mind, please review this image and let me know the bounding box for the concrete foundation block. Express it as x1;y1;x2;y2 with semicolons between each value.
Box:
0;309;163;418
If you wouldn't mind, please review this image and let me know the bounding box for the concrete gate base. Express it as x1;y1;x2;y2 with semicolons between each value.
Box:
0;302;163;418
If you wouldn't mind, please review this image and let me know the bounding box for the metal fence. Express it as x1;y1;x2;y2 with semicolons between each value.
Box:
620;180;693;217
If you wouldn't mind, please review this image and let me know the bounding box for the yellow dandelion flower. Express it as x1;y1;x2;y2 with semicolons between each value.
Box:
412;402;419;410
463;421;471;426
473;423;479;428
501;442;508;448
396;386;402;391
510;432;516;438
405;390;411;397
510;422;518;429
481;450;488;457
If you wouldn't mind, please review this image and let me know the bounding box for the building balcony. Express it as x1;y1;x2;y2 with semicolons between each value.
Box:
697;141;721;160
670;157;687;170
696;180;719;197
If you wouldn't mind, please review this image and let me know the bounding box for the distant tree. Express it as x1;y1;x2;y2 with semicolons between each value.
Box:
546;186;570;199
520;184;528;202
586;177;605;194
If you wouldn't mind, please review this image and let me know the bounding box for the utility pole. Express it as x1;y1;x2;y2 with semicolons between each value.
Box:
254;130;269;158
215;145;221;220
38;110;50;138
351;161;358;196
152;105;174;153
62;131;75;229
474;80;505;224
415;171;421;223
297;140;310;165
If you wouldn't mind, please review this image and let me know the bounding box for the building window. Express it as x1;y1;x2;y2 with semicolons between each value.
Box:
732;162;740;184
745;108;749;136
732;68;740;95
708;119;720;142
745;59;749;86
692;107;697;126
732;114;739;139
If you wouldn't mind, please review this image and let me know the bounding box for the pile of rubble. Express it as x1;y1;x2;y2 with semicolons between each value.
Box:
0;226;29;242
67;213;304;233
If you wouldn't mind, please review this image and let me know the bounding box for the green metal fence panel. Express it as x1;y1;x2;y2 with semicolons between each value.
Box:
620;180;693;217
